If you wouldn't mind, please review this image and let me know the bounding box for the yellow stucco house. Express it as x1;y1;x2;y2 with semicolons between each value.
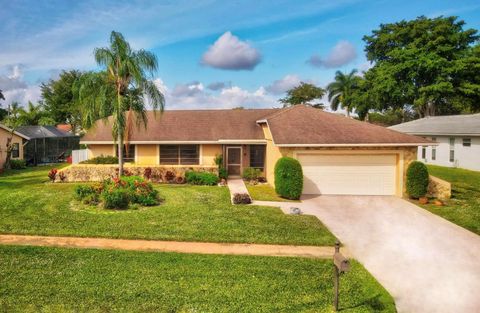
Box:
0;124;29;168
81;105;431;197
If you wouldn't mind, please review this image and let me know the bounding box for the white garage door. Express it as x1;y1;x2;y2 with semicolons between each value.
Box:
298;154;397;195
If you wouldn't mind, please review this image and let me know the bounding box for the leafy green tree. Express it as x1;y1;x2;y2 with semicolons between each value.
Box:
2;103;24;169
327;69;359;117
82;31;164;175
0;90;4;102
41;70;83;132
280;82;325;108
363;16;479;116
17;102;55;126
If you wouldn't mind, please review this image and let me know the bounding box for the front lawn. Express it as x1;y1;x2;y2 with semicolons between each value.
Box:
247;183;298;202
425;165;480;235
0;166;335;246
0;245;396;312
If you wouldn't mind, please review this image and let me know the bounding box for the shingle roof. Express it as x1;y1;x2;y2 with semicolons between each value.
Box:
81;109;278;142
389;114;480;136
81;106;430;146
261;105;431;146
0;124;31;140
16;126;75;139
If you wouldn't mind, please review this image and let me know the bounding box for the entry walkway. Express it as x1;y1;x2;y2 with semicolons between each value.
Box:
226;177;250;202
0;234;334;259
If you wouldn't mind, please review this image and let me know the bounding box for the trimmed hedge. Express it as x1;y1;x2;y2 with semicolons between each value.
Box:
406;161;429;199
274;157;303;200
80;155;118;164
9;159;27;169
185;171;219;186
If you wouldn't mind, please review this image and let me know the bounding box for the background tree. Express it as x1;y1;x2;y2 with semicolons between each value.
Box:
82;31;165;175
362;16;479;117
17;101;55;126
2;103;23;169
327;69;359;117
0;90;4;102
41;70;83;132
280;82;325;108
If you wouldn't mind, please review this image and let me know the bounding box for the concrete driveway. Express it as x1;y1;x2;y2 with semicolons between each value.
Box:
295;195;480;313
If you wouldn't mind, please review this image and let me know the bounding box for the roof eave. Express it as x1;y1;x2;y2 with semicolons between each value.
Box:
274;143;437;147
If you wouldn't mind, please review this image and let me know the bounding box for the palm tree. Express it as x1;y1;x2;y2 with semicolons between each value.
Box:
82;31;165;175
327;69;359;117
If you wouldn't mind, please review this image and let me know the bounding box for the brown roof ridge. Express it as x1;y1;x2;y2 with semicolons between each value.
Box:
257;104;304;122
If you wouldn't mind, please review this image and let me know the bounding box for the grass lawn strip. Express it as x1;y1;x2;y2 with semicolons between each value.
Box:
425;165;480;235
0;245;396;312
0;166;335;246
246;183;299;202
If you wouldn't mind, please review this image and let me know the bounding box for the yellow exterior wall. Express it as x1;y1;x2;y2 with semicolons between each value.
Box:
87;144;115;158
87;143;223;166
136;144;158;165
261;123;417;197
201;144;222;166
0;127;24;168
262;124;285;184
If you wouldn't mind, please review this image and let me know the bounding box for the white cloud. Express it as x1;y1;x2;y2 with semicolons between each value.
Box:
171;81;204;97
201;32;261;70
308;40;357;68
0;65;41;106
266;74;307;95
207;81;227;91
155;77;277;109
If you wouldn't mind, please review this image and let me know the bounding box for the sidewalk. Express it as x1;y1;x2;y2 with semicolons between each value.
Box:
0;234;335;258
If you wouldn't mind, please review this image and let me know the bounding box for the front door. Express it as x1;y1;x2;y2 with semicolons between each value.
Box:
227;147;242;176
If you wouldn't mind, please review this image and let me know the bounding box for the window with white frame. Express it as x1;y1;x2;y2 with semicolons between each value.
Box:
159;145;199;165
431;137;436;161
11;143;20;158
463;138;471;147
449;138;455;162
421;146;426;159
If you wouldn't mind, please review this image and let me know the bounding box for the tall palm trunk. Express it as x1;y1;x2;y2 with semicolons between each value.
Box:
117;134;124;176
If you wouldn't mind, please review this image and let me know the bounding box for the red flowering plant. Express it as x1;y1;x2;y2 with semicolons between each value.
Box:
48;168;58;182
58;171;67;182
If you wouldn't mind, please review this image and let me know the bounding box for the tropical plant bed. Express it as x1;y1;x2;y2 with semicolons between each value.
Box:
0;245;396;312
0;166;335;246
74;176;160;210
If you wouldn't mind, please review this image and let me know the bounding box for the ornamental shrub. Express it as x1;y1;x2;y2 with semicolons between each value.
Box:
232;193;252;204
48;168;58;182
185;171;219;186
80;155;118;164
102;188;130;210
74;185;95;201
274;157;303;200
406;161;429;199
218;167;228;180
242;167;262;181
10;159;26;169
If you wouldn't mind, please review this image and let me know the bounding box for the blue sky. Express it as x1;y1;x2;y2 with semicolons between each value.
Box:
1;0;479;109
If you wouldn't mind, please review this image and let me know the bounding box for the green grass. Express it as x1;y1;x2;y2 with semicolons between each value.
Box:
246;183;298;202
0;166;335;246
424;165;480;235
0;245;396;312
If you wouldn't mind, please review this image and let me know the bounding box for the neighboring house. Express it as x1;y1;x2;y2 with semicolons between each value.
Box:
81;105;430;196
16;126;80;165
0;124;30;168
389;114;480;171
